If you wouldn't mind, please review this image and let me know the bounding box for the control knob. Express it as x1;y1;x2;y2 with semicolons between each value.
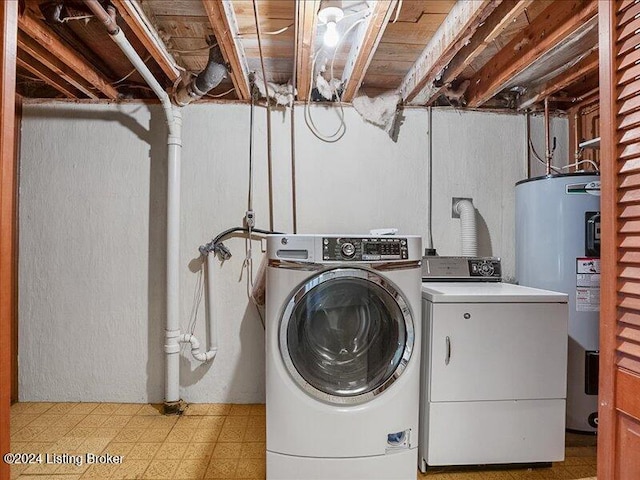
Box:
341;242;356;258
478;261;495;276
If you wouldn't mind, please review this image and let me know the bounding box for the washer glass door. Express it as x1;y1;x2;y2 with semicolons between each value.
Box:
280;268;413;404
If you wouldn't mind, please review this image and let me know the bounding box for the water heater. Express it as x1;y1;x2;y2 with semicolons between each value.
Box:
515;173;600;433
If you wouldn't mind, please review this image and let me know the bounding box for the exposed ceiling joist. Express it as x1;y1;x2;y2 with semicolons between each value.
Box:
397;0;499;105
341;0;398;103
465;0;598;108
202;0;251;101
518;50;599;109
110;0;181;82
17;50;80;98
18;13;118;99
17;30;101;99
412;0;534;106
295;0;320;101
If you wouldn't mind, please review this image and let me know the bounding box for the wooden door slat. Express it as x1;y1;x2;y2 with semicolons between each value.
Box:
620;235;640;248
617;32;640;58
619;2;640;28
618;78;640;101
620;204;640;219
618;62;640;85
619;172;640;189
619;189;640;203
620;324;640;342
619;280;640;296
620;220;640;233
619;46;640;72
619;157;640;174
619;0;640;15
619;89;640;115
619;109;640;130
617;16;640;43
620;265;640;279
618;355;640;375
620;142;640;160
619;124;640;144
617;339;640;359
620;310;640;327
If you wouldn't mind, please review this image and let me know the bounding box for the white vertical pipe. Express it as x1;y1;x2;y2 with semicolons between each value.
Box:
165;108;183;403
206;252;218;353
84;0;185;408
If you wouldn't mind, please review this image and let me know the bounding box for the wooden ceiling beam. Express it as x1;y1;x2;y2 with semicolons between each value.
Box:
202;0;250;101
518;50;599;110
295;0;320;101
398;0;500;105
17;50;81;98
110;0;180;83
411;0;534;106
341;0;398;103
18;13;118;99
465;0;598;108
17;30;99;99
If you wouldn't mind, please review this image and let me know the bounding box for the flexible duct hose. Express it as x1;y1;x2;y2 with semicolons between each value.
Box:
454;199;477;256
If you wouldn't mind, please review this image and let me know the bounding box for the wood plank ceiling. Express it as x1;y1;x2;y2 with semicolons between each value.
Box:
14;0;600;112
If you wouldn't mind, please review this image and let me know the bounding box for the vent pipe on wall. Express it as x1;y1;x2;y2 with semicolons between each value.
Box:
453;198;478;257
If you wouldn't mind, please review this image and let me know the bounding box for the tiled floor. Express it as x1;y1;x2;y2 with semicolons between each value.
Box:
9;402;597;480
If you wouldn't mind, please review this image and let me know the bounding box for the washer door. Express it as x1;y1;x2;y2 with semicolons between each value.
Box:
280;268;414;404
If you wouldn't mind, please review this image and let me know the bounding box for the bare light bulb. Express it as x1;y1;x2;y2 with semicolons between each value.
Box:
324;21;339;47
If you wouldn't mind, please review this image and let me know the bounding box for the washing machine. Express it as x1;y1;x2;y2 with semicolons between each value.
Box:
266;234;422;480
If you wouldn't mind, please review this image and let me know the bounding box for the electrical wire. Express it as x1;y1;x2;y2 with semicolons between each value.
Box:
561;157;600;172
253;0;275;231
392;0;403;23
303;18;367;143
112;55;152;85
238;23;293;36
290;0;299;234
205;87;236;98
171;42;218;54
529;138;561;174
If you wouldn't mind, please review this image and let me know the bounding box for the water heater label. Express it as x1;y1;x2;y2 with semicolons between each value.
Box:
577;258;600;311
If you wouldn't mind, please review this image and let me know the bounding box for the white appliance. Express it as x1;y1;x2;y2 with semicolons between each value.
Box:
266;234;422;480
516;173;600;433
419;257;568;471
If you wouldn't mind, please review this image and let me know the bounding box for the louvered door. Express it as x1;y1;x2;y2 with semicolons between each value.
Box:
599;1;640;478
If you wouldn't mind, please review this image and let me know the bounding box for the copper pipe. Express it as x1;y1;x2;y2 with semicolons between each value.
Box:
83;0;119;35
544;97;551;175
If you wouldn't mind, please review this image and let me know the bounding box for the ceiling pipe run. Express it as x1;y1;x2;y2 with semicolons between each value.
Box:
174;46;228;106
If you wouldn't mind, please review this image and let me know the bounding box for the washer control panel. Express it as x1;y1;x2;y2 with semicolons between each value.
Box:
323;237;409;261
422;256;502;281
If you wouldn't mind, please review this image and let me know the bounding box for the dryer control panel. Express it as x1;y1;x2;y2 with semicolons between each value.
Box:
322;237;409;261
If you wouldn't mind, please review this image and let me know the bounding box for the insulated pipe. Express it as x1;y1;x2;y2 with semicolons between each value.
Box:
174;47;228;106
454;199;477;257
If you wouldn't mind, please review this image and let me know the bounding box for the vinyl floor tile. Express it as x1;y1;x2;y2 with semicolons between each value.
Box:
11;402;598;480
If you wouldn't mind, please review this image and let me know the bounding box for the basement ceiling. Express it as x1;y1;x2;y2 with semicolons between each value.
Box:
16;0;600;110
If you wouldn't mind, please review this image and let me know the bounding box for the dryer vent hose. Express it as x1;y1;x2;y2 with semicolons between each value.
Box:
454;199;477;257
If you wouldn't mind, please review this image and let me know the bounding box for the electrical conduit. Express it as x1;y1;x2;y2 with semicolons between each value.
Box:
454;199;477;257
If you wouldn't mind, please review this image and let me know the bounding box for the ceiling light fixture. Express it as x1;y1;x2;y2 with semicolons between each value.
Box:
318;6;344;48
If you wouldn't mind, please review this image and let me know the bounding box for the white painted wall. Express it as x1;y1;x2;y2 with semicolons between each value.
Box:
18;103;567;403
